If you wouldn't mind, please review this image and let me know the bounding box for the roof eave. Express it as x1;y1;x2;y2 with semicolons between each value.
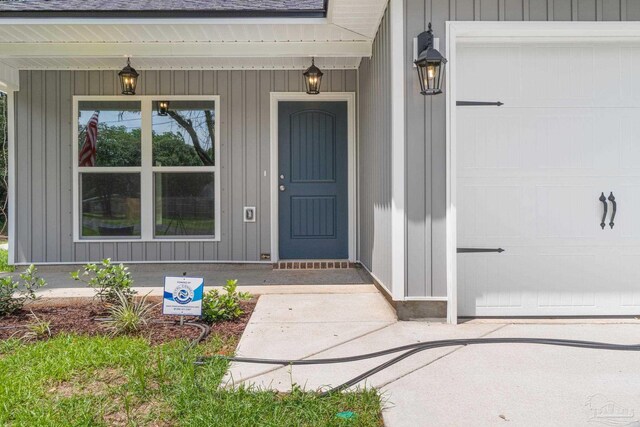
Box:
0;9;327;19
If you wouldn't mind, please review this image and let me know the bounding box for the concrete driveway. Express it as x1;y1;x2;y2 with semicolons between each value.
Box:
226;291;640;427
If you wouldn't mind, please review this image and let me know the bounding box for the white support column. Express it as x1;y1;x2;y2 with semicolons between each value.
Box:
390;0;406;301
6;88;15;265
140;98;153;240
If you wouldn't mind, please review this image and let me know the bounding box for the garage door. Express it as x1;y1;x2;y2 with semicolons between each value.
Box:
457;42;640;317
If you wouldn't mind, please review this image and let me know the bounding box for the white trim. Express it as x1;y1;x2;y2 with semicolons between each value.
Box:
72;94;221;243
0;18;329;26
6;90;15;265
269;92;357;263
140;97;153;240
389;0;405;301
444;21;640;324
0;41;371;59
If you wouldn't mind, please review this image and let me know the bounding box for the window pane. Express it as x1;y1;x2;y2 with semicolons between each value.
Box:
81;173;141;238
78;101;141;167
154;173;215;237
152;100;216;167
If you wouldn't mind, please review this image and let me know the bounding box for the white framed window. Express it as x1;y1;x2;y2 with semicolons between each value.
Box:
73;95;221;242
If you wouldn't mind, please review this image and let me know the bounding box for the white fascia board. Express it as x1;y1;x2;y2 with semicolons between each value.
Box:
0;17;328;25
0;41;371;59
389;0;405;301
0;61;19;90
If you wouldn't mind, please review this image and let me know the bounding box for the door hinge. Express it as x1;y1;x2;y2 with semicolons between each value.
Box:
456;101;504;107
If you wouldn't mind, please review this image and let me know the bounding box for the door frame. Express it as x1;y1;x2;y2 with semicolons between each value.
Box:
445;21;640;323
270;92;356;262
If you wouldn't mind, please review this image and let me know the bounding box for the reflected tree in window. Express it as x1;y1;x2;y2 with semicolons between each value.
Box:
165;110;214;166
152;101;216;167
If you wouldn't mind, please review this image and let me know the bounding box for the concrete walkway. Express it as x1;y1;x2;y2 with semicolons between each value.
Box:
226;293;640;427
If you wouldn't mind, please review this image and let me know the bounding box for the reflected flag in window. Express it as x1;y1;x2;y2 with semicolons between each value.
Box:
79;111;99;167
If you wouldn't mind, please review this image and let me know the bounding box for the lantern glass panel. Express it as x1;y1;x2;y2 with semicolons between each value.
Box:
118;60;139;95
304;73;322;94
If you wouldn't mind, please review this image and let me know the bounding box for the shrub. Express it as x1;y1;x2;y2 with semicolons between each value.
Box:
71;259;136;304
0;249;14;273
0;265;46;316
202;279;252;323
24;311;52;340
102;290;156;336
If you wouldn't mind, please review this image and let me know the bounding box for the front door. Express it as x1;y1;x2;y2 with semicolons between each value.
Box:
278;101;348;260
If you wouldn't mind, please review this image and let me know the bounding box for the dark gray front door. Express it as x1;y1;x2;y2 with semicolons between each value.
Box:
278;101;348;260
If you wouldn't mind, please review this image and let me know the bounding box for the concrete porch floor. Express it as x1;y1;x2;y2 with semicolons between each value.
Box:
225;292;640;427
3;263;374;297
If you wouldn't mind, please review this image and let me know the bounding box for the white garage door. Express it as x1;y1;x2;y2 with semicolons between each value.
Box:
457;42;640;317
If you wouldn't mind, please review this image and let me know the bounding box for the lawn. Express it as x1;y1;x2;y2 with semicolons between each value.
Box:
0;333;383;427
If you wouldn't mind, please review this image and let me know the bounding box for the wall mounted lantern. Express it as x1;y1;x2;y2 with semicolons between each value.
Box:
118;57;139;95
157;101;170;116
303;57;323;95
414;23;447;95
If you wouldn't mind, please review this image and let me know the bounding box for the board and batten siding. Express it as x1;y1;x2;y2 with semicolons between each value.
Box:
405;0;640;298
358;5;393;294
13;69;356;263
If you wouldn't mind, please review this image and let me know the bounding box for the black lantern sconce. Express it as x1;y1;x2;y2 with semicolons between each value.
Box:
118;57;139;95
157;101;170;116
414;23;447;95
303;57;323;95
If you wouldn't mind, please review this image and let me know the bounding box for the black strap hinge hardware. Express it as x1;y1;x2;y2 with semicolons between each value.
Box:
457;248;505;253
456;101;504;107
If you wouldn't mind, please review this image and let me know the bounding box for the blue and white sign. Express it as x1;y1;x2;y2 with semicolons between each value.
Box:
163;276;204;316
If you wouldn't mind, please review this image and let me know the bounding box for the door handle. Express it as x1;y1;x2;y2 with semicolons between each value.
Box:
608;192;617;229
599;192;607;230
279;185;286;192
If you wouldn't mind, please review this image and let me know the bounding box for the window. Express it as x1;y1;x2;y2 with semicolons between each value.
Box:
74;96;220;241
152;100;216;237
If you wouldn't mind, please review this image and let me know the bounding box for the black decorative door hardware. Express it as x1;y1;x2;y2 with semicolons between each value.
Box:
599;192;608;230
608;192;617;229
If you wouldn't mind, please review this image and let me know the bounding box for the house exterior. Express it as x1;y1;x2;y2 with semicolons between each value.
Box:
1;0;640;323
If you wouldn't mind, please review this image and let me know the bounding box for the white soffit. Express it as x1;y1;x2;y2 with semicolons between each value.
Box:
0;23;368;43
0;56;362;70
0;0;388;70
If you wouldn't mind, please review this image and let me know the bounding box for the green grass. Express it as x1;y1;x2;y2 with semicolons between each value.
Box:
0;334;383;426
0;248;13;272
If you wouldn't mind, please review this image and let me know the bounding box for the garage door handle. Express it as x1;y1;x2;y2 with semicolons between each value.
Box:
608;192;617;229
599;192;608;230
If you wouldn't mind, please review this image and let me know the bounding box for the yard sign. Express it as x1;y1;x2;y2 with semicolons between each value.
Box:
163;276;204;316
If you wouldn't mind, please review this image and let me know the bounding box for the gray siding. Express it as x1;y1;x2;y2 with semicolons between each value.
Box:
358;5;393;293
14;69;357;263
405;0;640;297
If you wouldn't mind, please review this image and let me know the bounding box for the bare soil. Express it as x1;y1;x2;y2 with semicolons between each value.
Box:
0;296;257;345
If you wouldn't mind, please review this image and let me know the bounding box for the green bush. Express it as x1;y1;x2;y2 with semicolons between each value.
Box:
71;258;136;304
102;290;156;336
202;279;252;323
0;248;14;273
0;265;46;316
